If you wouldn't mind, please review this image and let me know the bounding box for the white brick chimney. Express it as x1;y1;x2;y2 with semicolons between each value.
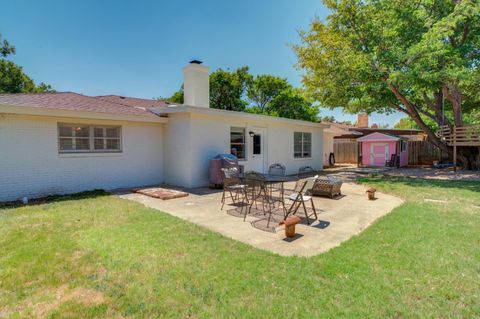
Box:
183;60;210;108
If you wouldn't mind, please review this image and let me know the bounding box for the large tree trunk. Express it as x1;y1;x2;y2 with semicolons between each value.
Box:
443;85;463;127
457;146;480;170
385;81;480;170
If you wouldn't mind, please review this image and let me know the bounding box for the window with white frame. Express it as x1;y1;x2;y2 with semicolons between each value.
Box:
58;124;121;153
230;127;245;160
294;132;312;158
401;140;407;152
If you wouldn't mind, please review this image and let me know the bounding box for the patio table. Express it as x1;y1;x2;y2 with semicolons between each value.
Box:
235;173;289;223
235;173;289;183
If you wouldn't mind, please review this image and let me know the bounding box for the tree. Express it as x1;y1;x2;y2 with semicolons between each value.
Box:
247;75;289;112
265;88;319;122
295;0;480;168
163;67;319;122
0;34;15;57
158;67;251;110
319;115;336;123
0;33;54;93
394;118;420;130
210;66;251;111
158;86;184;103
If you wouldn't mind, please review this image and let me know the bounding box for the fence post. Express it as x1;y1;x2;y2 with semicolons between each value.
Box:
453;125;457;172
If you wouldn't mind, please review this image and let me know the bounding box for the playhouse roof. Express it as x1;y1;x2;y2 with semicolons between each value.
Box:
357;132;407;142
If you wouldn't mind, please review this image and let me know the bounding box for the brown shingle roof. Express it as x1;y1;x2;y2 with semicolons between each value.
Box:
95;95;171;108
0;92;159;117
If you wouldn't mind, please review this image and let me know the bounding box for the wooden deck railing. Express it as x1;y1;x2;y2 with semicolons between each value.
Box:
436;124;480;170
436;125;480;147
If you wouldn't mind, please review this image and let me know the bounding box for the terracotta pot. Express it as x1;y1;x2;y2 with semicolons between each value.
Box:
366;188;376;200
281;215;301;238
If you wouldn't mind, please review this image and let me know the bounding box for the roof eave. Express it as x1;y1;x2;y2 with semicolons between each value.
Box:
0;104;167;123
150;105;329;128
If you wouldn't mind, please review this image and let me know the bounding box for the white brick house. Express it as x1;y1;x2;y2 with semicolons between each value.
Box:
0;62;328;202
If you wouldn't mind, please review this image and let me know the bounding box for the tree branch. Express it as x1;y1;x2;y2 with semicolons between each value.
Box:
460;23;470;46
422;91;452;128
383;79;452;155
442;84;463;126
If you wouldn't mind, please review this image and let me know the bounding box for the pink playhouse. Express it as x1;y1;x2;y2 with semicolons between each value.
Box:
357;132;408;167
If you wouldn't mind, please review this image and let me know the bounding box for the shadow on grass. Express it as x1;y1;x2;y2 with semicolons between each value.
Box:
358;174;480;193
0;189;110;210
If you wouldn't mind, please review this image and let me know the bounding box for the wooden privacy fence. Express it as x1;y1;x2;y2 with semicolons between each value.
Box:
408;141;450;166
334;139;450;166
334;140;358;163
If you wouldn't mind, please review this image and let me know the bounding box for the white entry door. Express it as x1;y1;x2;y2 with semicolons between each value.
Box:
249;128;266;173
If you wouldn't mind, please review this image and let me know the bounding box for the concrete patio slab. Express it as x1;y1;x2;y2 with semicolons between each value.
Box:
115;182;403;257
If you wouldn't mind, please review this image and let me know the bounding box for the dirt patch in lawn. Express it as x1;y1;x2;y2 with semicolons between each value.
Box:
3;285;105;318
35;285;105;317
71;249;86;261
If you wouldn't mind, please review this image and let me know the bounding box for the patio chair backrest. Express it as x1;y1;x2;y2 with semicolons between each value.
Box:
292;175;318;194
268;163;286;176
303;176;318;194
298;166;315;178
221;167;240;187
293;176;318;199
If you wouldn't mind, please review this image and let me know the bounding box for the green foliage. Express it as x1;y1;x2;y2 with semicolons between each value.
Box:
319;115;336;123
168;88;184;103
0;60;54;93
0;34;15;57
210;66;251;111
295;0;480;133
164;67;319;122
0;33;54;93
158;86;184;103
464;109;480;124
246;74;289;112
266;88;319;122
394;117;420;129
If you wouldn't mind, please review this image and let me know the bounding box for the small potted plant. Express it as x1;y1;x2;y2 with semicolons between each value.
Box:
366;188;376;200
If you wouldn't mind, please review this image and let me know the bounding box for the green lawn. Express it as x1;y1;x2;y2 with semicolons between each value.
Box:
1;177;479;318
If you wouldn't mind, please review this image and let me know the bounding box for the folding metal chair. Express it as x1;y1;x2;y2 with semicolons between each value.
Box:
285;176;318;225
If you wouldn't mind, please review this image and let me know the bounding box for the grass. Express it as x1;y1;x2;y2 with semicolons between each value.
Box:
0;177;479;318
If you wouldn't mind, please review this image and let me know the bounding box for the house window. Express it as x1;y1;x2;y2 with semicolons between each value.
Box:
230;127;245;160
58;124;122;153
93;126;121;151
294;132;312;158
401;140;407;152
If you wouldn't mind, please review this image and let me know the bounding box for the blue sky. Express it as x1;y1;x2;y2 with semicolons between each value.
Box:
1;0;403;126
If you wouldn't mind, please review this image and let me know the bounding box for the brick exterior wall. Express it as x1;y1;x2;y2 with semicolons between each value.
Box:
0;114;164;202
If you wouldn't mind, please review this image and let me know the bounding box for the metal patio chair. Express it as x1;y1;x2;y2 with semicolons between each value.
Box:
268;163;286;176
243;171;267;218
297;165;315;178
267;163;286;202
285;176;318;225
221;167;248;210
